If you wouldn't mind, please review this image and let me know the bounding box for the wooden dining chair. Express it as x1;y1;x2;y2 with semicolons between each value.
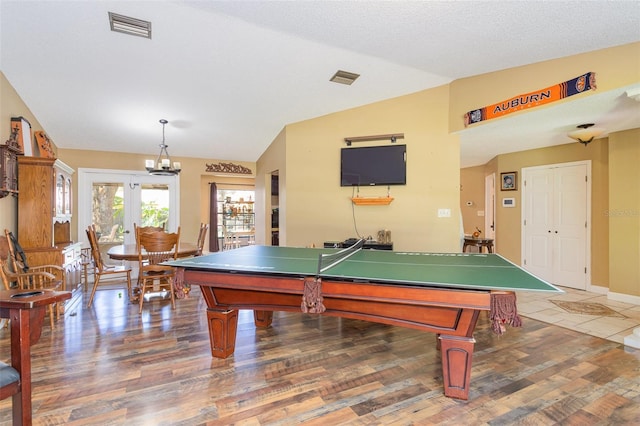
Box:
4;229;66;289
133;223;167;285
136;227;180;313
1;235;62;327
133;223;166;252
195;223;209;256
247;227;256;246
79;246;93;290
86;225;133;308
134;223;165;238
222;226;240;251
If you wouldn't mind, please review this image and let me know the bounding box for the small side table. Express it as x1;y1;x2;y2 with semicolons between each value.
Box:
463;237;494;253
0;289;71;425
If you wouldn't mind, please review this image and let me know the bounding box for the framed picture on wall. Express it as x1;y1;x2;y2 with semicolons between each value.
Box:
501;171;517;191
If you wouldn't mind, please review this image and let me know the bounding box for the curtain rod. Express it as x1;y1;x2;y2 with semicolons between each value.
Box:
209;182;255;186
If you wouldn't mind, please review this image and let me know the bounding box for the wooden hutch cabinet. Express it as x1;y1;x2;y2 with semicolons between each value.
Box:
17;156;82;291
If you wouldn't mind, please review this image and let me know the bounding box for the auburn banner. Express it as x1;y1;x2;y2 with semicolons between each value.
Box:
464;72;596;127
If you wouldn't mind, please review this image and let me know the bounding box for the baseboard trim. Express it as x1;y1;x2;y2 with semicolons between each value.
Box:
608;291;640;306
588;284;608;295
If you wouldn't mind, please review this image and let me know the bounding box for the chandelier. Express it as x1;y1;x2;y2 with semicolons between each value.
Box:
145;119;181;176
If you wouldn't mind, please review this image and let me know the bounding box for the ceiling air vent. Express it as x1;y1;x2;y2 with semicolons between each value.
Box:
109;12;152;39
330;70;360;85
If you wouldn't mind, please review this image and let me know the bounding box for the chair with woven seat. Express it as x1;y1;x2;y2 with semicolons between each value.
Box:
137;227;180;313
86;225;132;308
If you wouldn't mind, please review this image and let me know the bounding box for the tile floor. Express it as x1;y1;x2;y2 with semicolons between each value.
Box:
516;286;640;345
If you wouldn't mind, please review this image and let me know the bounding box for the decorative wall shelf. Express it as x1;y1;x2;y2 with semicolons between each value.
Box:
344;133;404;146
206;161;252;175
351;196;394;206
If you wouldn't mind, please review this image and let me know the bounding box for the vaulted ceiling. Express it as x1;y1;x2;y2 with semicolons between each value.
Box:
2;1;639;168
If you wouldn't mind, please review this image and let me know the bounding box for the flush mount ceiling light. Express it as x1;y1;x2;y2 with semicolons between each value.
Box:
109;12;152;39
145;119;181;176
567;123;605;146
330;70;360;85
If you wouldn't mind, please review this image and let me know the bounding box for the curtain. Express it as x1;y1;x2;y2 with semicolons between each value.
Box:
209;183;220;252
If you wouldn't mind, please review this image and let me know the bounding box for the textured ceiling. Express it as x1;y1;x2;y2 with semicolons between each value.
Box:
1;1;639;168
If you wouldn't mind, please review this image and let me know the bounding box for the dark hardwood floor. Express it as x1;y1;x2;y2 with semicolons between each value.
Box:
1;284;639;425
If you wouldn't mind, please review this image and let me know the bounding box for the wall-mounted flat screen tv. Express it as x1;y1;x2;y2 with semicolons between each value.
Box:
341;144;407;186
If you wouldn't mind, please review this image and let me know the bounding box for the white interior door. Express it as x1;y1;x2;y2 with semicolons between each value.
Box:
522;161;590;289
485;173;496;240
523;168;554;282
552;165;589;287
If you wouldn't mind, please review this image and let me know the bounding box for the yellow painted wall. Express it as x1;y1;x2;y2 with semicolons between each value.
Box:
272;85;462;252
0;72;48;234
256;127;286;246
608;129;640;297
460;166;486;235
449;42;640;134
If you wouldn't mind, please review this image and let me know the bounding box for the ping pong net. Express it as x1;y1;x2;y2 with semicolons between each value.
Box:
301;238;365;314
316;238;365;276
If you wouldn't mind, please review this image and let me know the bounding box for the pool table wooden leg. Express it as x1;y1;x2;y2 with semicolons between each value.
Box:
206;308;238;359
439;335;476;400
253;310;273;327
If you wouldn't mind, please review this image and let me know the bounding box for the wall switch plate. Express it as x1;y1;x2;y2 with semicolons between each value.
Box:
437;208;451;218
477;210;485;216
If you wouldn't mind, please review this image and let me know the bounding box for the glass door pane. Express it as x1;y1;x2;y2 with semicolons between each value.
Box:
92;181;125;264
140;183;170;229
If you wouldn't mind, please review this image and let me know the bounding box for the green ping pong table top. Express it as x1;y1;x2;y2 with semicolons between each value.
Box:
166;245;563;293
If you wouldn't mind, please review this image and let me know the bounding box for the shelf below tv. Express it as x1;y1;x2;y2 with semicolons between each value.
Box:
324;240;393;251
350;196;394;205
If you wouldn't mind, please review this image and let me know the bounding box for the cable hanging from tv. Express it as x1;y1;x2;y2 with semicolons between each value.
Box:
344;133;404;146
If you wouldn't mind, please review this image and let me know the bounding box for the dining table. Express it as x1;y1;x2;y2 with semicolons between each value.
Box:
106;242;198;261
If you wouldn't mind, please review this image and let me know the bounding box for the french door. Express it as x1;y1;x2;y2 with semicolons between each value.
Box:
78;169;180;259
